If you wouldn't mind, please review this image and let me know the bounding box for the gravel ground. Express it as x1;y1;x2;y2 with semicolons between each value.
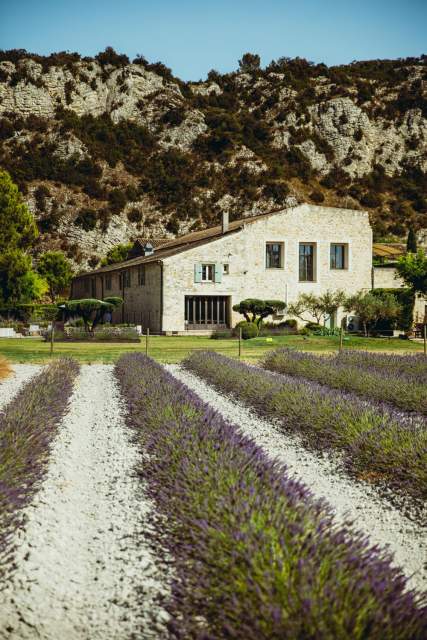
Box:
0;365;170;640
167;364;427;594
0;365;42;410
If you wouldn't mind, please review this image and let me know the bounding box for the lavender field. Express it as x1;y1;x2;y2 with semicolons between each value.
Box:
0;351;426;639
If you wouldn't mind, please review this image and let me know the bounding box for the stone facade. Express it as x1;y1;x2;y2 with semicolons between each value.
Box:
72;204;373;333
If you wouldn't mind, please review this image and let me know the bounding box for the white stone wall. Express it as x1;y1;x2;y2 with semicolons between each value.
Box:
162;204;372;331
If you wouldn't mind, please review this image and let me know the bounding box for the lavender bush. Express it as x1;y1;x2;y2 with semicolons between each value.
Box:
184;351;427;502
335;351;427;384
115;353;427;639
262;348;427;414
0;358;79;583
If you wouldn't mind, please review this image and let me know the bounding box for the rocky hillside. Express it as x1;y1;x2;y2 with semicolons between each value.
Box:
0;48;426;268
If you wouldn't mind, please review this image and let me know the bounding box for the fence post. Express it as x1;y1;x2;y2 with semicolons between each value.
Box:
424;323;426;357
50;320;55;356
146;327;149;357
238;327;242;359
339;320;344;353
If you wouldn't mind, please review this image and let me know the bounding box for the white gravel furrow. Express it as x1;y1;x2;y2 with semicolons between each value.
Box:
166;364;427;594
0;365;42;411
0;365;169;640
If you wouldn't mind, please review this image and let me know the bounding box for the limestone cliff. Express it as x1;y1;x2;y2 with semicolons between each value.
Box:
0;49;425;267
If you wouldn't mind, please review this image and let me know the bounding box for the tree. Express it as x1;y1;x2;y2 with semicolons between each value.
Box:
37;251;73;302
62;297;123;332
0;169;38;252
233;299;286;330
238;53;261;72
406;228;417;253
287;293;324;325
0;249;47;305
317;290;347;326
396;250;427;296
344;291;402;336
100;243;132;266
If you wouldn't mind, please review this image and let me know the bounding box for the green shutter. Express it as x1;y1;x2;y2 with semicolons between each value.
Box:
194;263;202;283
214;263;222;283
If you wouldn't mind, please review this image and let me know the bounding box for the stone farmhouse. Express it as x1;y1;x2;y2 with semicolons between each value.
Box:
71;203;380;333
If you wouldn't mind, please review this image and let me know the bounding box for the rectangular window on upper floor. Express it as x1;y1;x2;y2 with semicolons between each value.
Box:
266;242;284;269
105;275;112;290
201;264;215;282
299;243;316;282
138;265;145;286
330;243;348;270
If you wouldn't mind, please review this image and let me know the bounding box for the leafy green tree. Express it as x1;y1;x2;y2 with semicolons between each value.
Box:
344;291;402;336
0;249;47;305
0;169;38;251
100;243;132;266
287;293;324;325
233;299;286;330
62;297;123;332
37;251;73;302
396;250;427;296
406;228;417;253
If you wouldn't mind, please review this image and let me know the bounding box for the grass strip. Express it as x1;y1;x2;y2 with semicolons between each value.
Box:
115;352;427;639
263;349;427;415
184;351;427;503
0;358;79;581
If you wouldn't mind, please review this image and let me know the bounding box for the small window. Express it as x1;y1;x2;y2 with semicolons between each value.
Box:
138;265;145;286
266;242;284;269
105;275;112;290
84;278;90;293
201;264;215;282
124;271;131;288
330;243;347;270
223;263;229;275
299;243;316;282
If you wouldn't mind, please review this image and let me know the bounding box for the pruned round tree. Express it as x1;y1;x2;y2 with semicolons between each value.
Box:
233;298;286;330
62;297;123;332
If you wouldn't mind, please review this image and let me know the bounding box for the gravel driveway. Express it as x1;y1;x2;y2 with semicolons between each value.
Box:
167;364;427;594
0;365;169;640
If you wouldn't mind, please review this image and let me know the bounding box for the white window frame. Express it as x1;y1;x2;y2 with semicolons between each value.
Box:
201;263;215;282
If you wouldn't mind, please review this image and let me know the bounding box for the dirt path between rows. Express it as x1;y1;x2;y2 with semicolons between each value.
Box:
0;365;169;640
0;365;42;410
167;364;427;595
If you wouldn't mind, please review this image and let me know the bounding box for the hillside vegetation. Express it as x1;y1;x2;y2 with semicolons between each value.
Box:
0;48;426;266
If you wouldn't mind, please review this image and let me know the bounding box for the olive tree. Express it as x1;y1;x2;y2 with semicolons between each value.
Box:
344;291;402;336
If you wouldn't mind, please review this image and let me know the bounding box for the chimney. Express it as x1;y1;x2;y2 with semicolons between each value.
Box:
222;211;229;234
143;242;154;256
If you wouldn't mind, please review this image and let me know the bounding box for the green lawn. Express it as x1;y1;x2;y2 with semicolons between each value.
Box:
0;334;424;364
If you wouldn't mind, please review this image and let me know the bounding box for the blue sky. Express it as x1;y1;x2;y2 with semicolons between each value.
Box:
1;0;426;80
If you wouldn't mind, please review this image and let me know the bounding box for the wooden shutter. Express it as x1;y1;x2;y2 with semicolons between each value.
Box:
214;263;222;283
194;263;202;283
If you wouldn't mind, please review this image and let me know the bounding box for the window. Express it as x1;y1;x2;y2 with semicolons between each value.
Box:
138;265;145;286
330;243;347;270
299;243;316;281
223;263;229;275
83;278;90;293
105;275;112;290
266;242;284;269
201;264;215;282
120;271;131;289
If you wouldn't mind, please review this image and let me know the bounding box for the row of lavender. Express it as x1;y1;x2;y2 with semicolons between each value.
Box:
262;349;427;415
0;359;79;583
115;353;427;639
184;352;427;503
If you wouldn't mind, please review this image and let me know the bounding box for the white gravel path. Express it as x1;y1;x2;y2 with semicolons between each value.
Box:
167;364;427;595
0;365;42;410
0;365;170;640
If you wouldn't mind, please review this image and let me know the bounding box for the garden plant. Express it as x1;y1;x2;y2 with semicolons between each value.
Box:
262;348;427;414
0;358;79;581
184;351;427;502
115;352;427;639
